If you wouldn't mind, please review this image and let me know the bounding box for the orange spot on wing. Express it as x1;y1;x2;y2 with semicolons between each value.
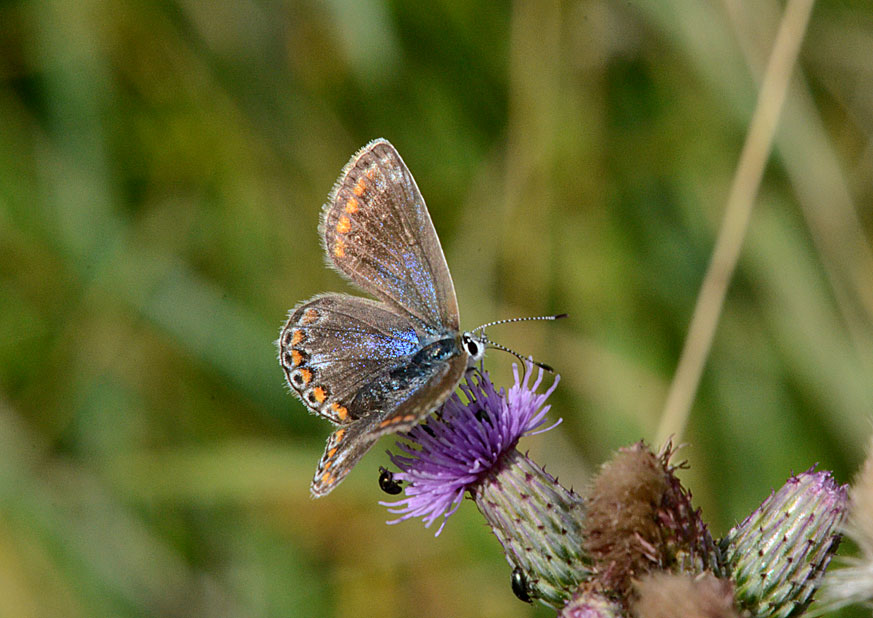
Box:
321;471;334;484
366;167;377;179
301;309;318;325
299;368;312;385
327;447;337;458
336;215;351;234
291;350;303;366
291;330;303;345
331;403;349;421
353;178;366;196
312;387;327;403
334;239;345;257
345;198;358;213
334;429;346;443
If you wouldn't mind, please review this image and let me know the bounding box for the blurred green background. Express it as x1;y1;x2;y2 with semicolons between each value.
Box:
1;0;872;616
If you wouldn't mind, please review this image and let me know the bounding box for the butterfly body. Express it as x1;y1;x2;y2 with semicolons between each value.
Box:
350;335;463;412
278;139;484;497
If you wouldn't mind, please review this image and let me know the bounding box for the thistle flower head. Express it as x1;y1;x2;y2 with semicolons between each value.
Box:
582;442;720;601
382;364;561;535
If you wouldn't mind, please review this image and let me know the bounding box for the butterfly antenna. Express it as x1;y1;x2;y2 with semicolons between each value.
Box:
482;337;555;373
472;313;567;333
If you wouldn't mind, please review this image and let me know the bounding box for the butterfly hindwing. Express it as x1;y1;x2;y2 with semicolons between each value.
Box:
279;293;433;425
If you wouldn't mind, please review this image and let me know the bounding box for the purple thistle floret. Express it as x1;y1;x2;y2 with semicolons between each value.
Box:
382;364;561;535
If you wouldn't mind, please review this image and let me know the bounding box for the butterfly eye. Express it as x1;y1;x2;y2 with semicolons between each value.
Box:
462;334;484;360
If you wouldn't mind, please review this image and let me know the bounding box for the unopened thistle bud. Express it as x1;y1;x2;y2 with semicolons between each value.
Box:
722;469;847;618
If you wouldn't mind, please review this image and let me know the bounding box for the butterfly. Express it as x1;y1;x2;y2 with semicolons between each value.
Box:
278;139;559;497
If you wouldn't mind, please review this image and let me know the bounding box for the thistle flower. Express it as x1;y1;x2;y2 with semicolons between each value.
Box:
379;367;852;615
382;364;562;534
382;365;591;606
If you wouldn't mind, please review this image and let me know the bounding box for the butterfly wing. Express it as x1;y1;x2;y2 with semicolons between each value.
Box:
310;410;382;497
320;139;460;332
367;350;467;438
310;355;468;497
280;292;470;497
279;293;430;425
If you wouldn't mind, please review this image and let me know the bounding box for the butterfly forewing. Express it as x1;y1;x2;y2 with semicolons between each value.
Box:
311;410;383;497
369;350;467;438
320;139;460;332
309;346;467;497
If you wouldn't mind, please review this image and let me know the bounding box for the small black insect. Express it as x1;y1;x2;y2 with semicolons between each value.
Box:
378;466;403;495
511;566;532;603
